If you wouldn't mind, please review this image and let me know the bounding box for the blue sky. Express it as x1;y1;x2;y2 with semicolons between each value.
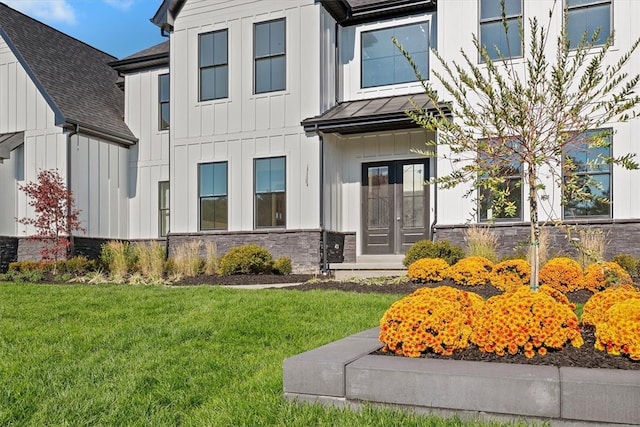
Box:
4;0;166;59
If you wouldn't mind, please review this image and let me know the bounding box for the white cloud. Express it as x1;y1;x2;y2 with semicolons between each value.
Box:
103;0;135;11
5;0;77;25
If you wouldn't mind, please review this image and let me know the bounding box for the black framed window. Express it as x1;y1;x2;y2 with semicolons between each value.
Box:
199;30;229;101
563;130;612;218
479;0;523;61
254;19;286;94
478;140;523;221
361;22;429;88
199;162;228;230
566;0;611;48
159;181;170;237
159;74;170;130
255;157;286;228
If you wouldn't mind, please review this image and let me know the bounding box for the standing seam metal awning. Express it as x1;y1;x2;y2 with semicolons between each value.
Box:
301;94;448;135
0;132;24;160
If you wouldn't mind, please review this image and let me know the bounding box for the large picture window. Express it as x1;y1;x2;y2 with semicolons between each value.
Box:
361;22;429;88
254;19;286;94
255;157;286;228
566;0;611;48
199;30;228;101
199;162;228;230
159;74;170;130
563;130;612;218
478;141;523;221
158;181;169;237
479;0;522;60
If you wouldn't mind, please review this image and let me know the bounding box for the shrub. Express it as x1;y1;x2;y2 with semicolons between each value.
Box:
204;241;219;276
101;241;136;280
575;228;607;269
581;285;640;327
56;256;96;276
273;257;292;275
403;240;464;267
218;244;274;275
8;260;51;273
611;254;639;278
446;256;493;286
379;286;484;357
471;286;583;358
0;268;45;283
407;258;450;283
133;242;165;280
172;240;204;277
489;259;531;292
583;261;633;292
538;257;584;293
594;299;640;360
463;225;498;262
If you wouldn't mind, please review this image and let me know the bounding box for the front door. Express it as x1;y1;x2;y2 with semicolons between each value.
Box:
362;160;430;254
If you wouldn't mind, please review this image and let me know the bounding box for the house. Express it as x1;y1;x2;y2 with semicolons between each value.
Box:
1;0;639;273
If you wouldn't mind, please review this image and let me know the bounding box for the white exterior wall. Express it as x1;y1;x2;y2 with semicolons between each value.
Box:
123;67;170;239
433;0;640;226
169;0;321;233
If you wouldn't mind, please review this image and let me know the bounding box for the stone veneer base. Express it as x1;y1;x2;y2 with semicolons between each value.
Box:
283;328;640;426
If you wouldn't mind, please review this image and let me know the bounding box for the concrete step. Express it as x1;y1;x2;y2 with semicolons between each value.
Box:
329;255;406;279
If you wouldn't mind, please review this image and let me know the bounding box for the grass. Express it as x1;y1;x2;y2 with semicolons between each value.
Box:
0;283;519;427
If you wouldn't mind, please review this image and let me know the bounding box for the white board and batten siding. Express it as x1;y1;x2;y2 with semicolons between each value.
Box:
169;0;321;234
123;67;170;239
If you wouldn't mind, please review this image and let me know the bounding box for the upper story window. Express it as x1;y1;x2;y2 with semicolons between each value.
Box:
478;140;523;222
255;157;286;228
159;74;170;130
566;0;611;48
479;0;523;61
254;19;286;94
361;22;429;88
199;162;228;230
563;130;612;218
199;29;229;101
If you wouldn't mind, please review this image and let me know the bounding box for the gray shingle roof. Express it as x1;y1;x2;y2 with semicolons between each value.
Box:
0;3;136;143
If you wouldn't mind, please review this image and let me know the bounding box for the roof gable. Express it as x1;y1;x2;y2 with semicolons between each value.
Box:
0;3;136;144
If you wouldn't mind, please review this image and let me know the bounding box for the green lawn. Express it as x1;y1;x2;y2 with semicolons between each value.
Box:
0;283;519;426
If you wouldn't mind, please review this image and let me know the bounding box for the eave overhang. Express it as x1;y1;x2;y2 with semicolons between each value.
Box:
109;53;170;73
0;132;25;160
320;0;437;25
152;0;186;33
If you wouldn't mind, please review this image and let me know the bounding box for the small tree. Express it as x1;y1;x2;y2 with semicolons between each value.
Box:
18;169;84;268
396;2;640;289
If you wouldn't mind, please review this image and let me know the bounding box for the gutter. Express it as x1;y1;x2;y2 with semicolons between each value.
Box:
64;120;138;147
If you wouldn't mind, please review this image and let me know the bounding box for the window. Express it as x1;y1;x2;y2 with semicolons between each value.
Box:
566;0;611;49
159;74;170;130
199;162;228;230
255;157;286;228
563;130;612;218
254;19;286;93
159;181;169;237
361;22;429;88
478;140;523;221
479;0;522;60
199;30;228;101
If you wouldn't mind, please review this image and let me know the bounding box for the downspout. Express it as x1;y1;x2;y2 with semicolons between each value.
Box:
430;144;438;242
161;29;171;260
66;124;80;256
320;131;328;275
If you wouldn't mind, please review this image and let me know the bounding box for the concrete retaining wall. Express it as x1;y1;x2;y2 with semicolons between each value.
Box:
284;327;640;426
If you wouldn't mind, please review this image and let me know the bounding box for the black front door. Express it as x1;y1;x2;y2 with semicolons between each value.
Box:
362;160;430;254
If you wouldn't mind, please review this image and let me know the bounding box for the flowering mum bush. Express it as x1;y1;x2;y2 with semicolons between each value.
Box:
489;259;531;292
379;286;484;357
581;285;640;327
407;258;450;283
446;256;493;286
594;299;640;360
471;286;583;358
583;262;633;292
538;257;584;293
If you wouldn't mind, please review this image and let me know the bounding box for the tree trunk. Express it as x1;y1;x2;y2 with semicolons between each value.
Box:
528;163;540;291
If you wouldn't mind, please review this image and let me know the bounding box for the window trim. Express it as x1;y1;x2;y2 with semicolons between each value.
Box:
158;74;170;131
198;29;229;102
562;129;613;219
158;181;170;237
478;0;524;62
253;18;287;94
198;161;229;231
254;156;286;229
565;0;613;49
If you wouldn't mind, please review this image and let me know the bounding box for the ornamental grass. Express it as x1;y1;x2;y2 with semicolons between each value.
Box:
379;286;484;357
446;256;494;286
594;298;640;360
538;257;584;293
581;285;640;327
582;261;633;292
470;286;583;358
489;259;531;292
406;258;450;283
